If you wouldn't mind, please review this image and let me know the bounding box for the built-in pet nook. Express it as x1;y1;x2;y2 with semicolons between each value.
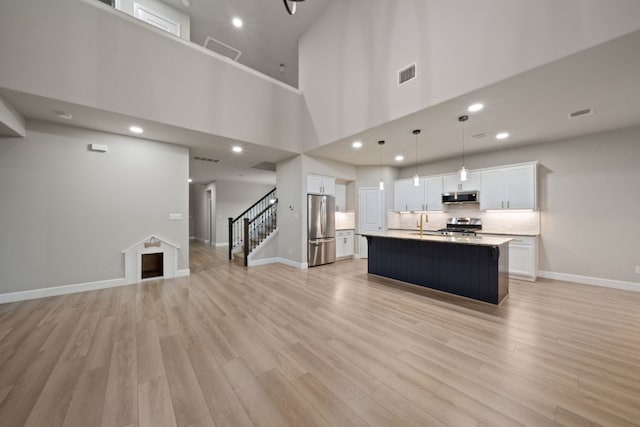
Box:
141;252;164;279
123;235;180;284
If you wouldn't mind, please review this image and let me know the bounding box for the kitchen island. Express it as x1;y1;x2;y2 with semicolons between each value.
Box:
362;231;511;304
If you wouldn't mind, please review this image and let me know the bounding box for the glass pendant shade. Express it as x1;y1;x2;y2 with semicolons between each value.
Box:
459;165;468;182
379;179;384;190
413;173;420;186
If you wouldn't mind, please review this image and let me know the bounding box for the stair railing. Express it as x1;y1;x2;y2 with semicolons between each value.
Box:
242;199;278;266
228;188;277;260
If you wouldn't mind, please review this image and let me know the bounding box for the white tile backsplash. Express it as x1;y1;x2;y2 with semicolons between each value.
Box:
387;205;540;235
335;211;355;230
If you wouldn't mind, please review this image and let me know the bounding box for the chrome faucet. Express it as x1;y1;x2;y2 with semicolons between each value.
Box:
417;213;429;237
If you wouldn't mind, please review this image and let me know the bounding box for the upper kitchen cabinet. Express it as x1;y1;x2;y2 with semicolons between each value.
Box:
480;163;537;210
394;179;423;211
423;176;444;211
307;174;336;195
335;182;346;211
443;172;480;192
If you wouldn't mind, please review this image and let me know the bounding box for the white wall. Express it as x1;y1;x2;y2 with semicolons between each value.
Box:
300;0;640;147
213;181;274;246
276;156;304;264
0;121;189;293
0;0;311;154
398;125;640;285
115;0;190;40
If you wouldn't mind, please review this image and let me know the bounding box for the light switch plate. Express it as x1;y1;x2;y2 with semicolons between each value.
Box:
636;266;640;274
169;213;183;221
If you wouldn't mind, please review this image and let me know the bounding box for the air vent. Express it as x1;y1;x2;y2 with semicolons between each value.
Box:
568;107;593;119
251;162;277;172
203;36;242;61
398;63;416;86
193;156;220;163
472;132;488;140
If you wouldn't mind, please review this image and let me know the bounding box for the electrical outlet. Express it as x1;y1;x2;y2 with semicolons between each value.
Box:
636;266;640;274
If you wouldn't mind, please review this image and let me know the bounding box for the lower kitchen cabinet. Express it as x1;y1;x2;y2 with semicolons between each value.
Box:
336;230;355;259
482;234;538;281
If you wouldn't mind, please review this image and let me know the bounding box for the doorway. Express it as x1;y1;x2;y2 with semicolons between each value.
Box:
358;187;384;259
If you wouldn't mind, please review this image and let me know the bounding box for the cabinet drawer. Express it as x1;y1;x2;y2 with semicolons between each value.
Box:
336;230;354;237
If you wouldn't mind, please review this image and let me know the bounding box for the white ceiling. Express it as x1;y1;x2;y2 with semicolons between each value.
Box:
308;29;640;167
158;0;333;87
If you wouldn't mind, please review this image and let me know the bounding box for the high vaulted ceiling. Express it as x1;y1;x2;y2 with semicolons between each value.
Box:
158;0;333;87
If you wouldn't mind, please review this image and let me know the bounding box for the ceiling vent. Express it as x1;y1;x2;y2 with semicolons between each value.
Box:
203;36;242;61
193;156;220;163
251;161;277;172
472;132;488;140
398;63;416;86
568;107;594;119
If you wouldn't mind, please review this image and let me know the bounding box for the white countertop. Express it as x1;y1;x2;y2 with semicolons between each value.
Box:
359;230;512;246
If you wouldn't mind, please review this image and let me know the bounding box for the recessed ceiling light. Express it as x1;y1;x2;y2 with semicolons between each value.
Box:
55;110;72;120
232;146;242;153
188;178;193;183
129;126;143;134
352;141;363;149
232;17;243;28
395;155;404;161
468;103;484;112
496;132;510;140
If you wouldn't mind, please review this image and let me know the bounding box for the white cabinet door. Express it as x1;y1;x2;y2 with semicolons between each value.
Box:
335;183;346;211
480;164;536;210
423;176;443;211
322;178;336;196
307;175;323;194
307;175;336;195
394;179;422;211
507;165;536;209
335;230;354;258
480;169;507;210
508;237;537;280
444;172;479;192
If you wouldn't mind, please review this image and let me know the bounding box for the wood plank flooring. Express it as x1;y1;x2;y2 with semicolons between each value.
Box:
1;240;640;426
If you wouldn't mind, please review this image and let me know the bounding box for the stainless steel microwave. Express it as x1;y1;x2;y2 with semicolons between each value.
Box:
442;191;479;205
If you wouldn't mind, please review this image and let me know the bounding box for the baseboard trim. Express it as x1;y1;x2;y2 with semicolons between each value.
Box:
538;270;640;292
215;242;229;247
246;257;307;269
0;269;192;304
0;277;128;304
175;268;190;278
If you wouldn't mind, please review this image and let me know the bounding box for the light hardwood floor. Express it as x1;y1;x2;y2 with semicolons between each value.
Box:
1;240;639;426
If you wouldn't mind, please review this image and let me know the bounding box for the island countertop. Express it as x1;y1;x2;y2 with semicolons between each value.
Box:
359;230;512;246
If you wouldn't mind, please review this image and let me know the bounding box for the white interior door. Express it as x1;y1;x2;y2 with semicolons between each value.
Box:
358;187;383;258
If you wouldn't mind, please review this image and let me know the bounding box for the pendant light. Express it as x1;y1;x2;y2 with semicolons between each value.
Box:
378;140;385;190
458;115;469;182
412;129;421;186
283;0;305;15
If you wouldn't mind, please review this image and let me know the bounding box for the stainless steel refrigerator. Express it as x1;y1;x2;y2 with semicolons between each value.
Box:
308;194;336;267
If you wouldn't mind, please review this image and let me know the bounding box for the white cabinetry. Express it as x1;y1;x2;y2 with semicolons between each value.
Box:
394;179;423;211
423;176;443;211
480;164;536;210
335;230;354;259
394;176;443;211
483;234;538;281
307;175;336;195
335;183;347;211
443;172;480;192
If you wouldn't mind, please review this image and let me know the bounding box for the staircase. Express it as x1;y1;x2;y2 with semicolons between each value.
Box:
228;188;278;266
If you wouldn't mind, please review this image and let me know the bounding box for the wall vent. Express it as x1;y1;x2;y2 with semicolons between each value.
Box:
193;156;220;163
204;36;242;61
472;132;488;140
568;107;593;119
398;63;416;86
251;162;277;172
